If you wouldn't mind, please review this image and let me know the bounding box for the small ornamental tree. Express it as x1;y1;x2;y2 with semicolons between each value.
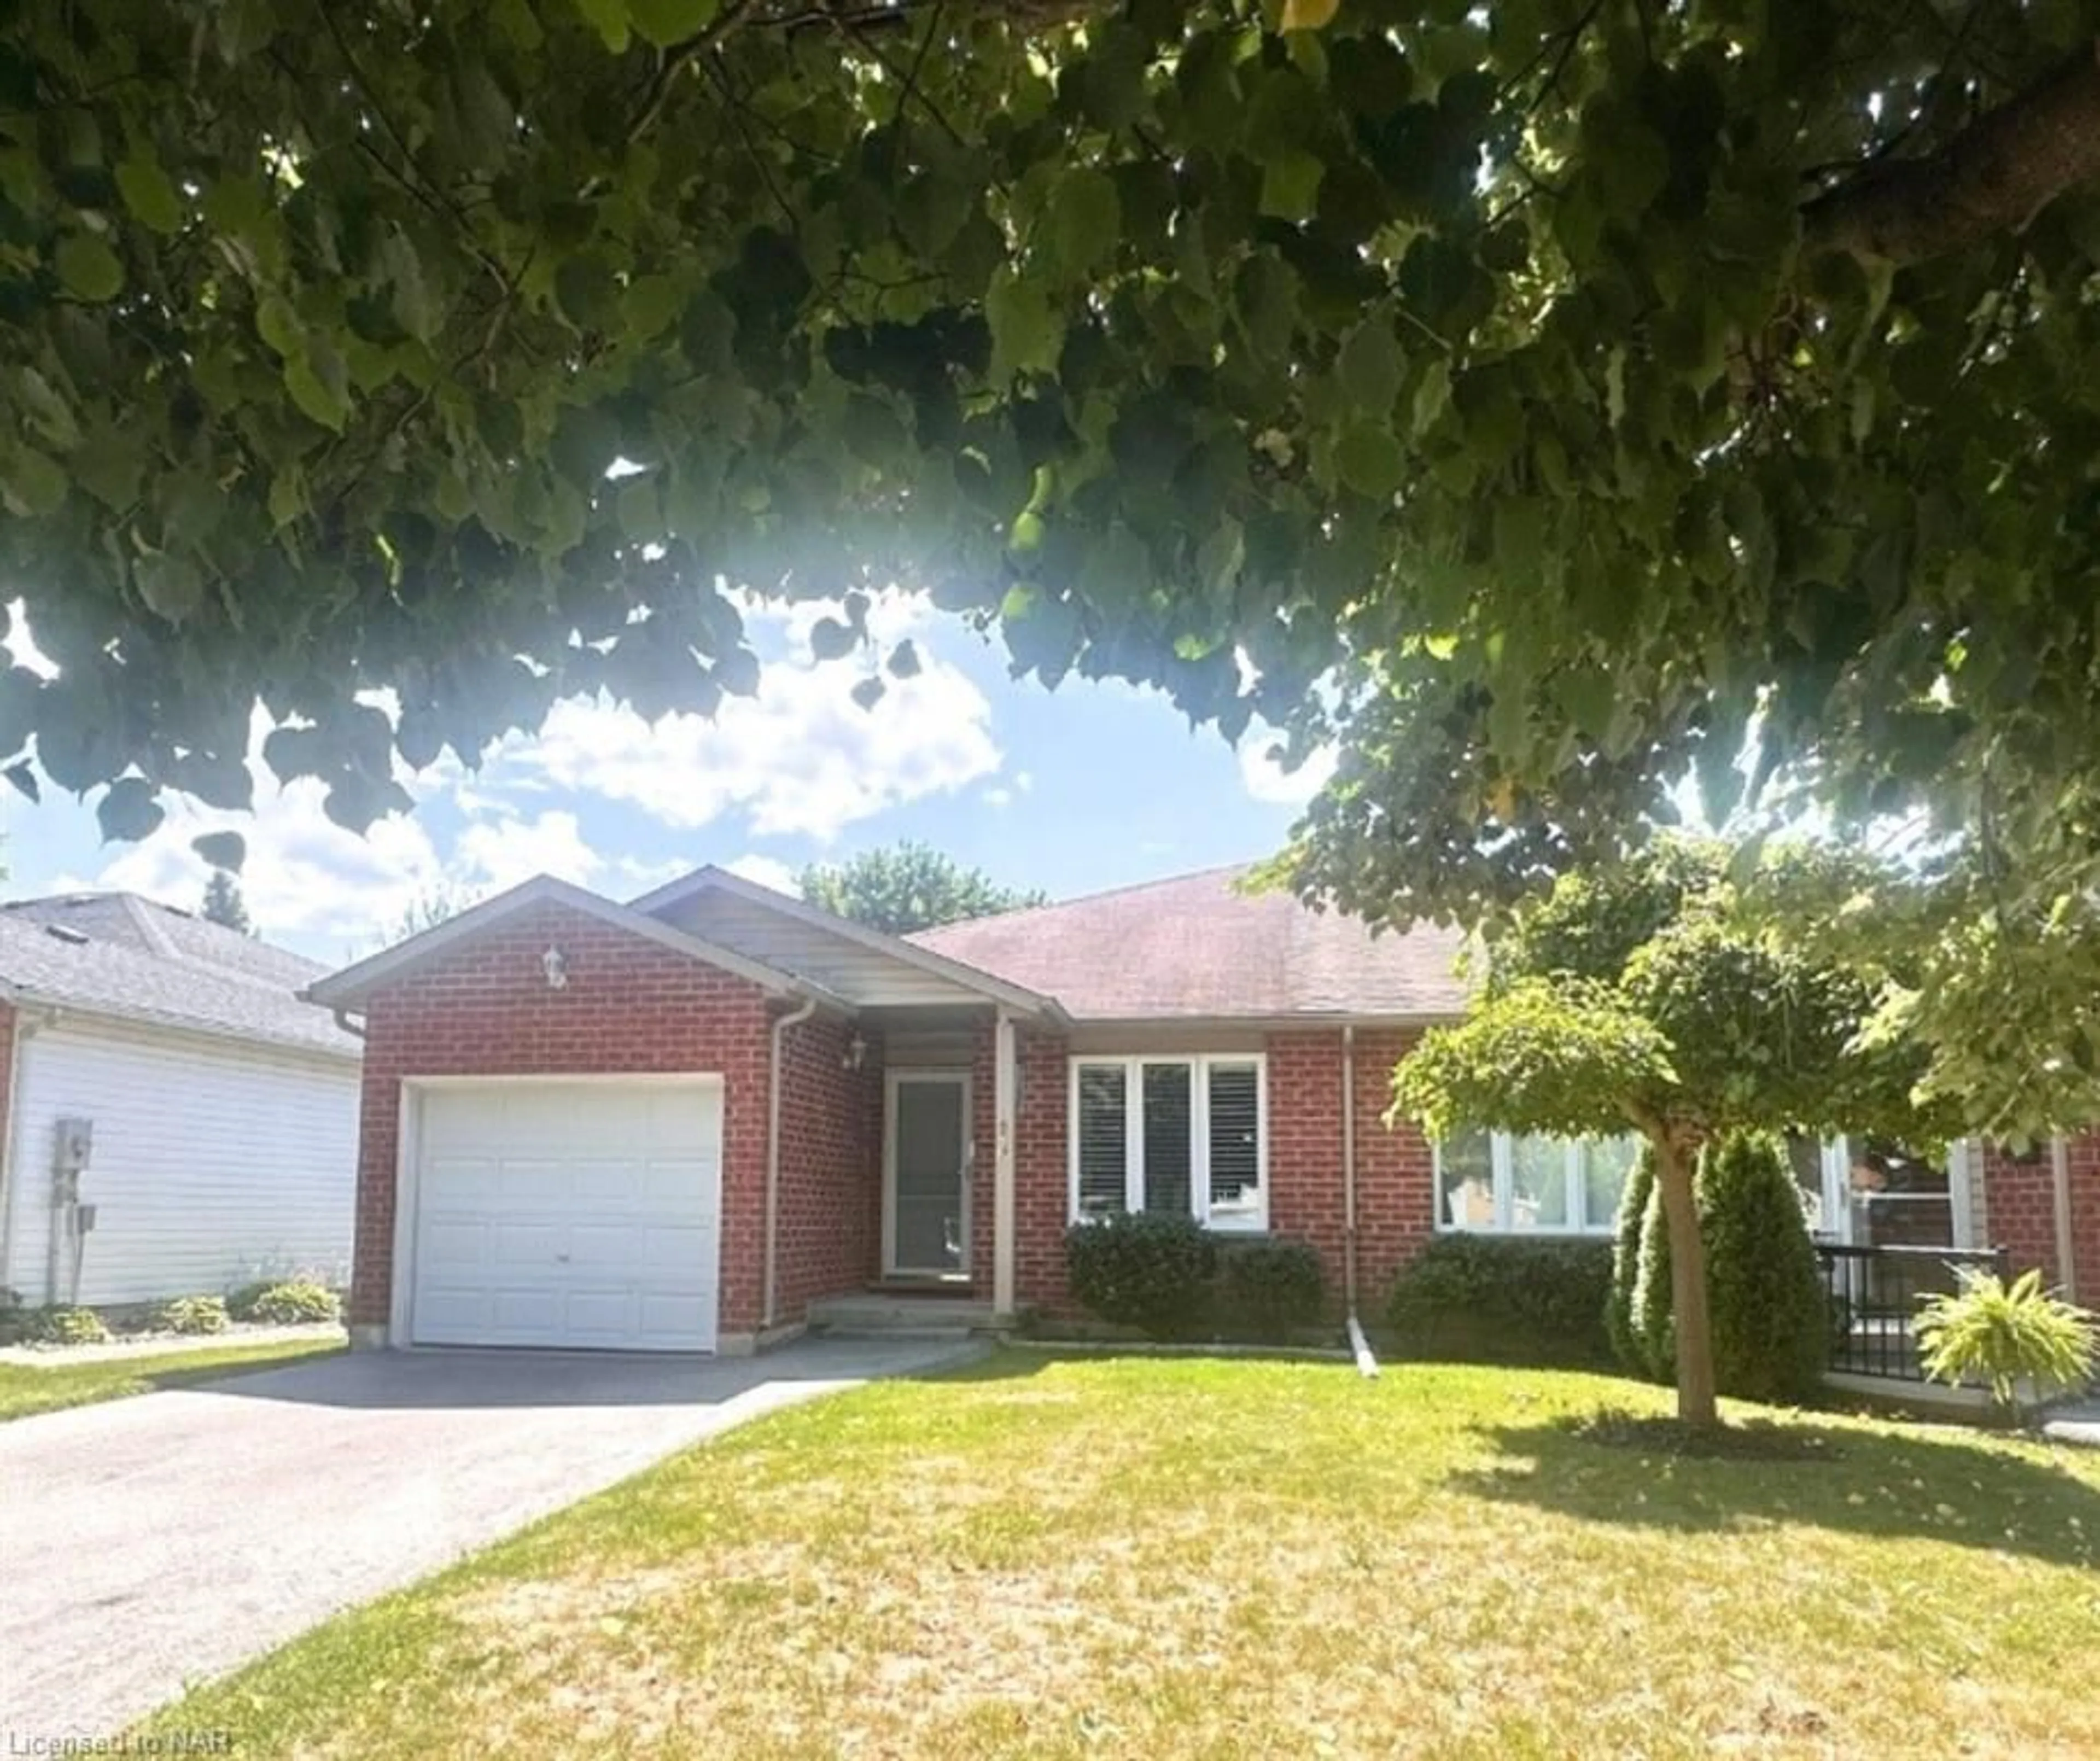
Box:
1604;1146;1658;1375
200;870;252;936
1395;838;1938;1428
799;842;1046;936
1697;1132;1830;1404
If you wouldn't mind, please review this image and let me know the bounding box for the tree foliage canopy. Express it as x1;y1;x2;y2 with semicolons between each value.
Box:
798;839;1045;934
1394;837;1941;1150
9;1;2100;1123
199;867;252;935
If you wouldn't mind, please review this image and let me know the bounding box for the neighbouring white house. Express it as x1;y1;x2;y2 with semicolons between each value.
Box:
0;893;360;1309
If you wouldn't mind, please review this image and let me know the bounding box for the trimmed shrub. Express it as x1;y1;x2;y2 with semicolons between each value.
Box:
1386;1234;1615;1365
1626;1168;1677;1383
247;1280;341;1325
1698;1131;1829;1403
1064;1214;1216;1340
25;1305;109;1346
1917;1268;2097;1416
1216;1239;1326;1343
155;1294;230;1336
1604;1146;1657;1373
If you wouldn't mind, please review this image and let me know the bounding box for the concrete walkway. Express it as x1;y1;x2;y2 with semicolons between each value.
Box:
0;1337;978;1741
2041;1392;2100;1447
0;1321;343;1366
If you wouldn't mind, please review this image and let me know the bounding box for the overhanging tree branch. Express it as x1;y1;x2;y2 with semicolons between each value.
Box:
1805;36;2100;263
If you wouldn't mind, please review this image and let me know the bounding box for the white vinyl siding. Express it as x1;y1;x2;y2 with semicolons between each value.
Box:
1069;1056;1268;1232
654;893;988;1007
2;1019;357;1305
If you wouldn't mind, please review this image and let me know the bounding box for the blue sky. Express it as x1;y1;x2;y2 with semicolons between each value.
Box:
1;593;1331;965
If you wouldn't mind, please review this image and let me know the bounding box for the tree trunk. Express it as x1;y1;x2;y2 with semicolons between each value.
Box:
1653;1132;1718;1428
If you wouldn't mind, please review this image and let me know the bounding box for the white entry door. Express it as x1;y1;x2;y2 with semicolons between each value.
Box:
409;1079;722;1351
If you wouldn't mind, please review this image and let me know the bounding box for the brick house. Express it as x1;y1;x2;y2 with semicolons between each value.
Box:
311;863;2099;1354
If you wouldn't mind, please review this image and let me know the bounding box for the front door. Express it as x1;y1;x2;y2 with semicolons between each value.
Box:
885;1071;971;1278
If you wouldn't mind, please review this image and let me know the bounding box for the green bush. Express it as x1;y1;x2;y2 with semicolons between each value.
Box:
1917;1268;2097;1415
25;1305;109;1345
1064;1214;1216;1340
225;1280;273;1322
1216;1239;1326;1343
1626;1167;1677;1383
1386;1234;1616;1364
1699;1132;1829;1403
248;1280;341;1325
1605;1147;1657;1372
155;1294;230;1335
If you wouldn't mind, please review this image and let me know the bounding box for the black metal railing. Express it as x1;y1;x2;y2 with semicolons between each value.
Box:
1816;1242;2011;1381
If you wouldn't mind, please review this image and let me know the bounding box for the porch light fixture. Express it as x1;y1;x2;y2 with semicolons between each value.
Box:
542;946;568;991
842;1031;868;1071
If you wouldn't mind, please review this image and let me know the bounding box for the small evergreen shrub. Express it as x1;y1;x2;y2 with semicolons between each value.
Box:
247;1280;341;1325
1386;1234;1615;1363
155;1294;230;1335
1216;1239;1326;1343
1605;1147;1657;1372
26;1305;109;1345
1065;1214;1216;1340
1917;1269;2097;1415
1699;1132;1829;1403
1626;1170;1677;1383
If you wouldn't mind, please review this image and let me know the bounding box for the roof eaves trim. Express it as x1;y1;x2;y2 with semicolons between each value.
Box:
629;865;1065;1020
306;875;821;1008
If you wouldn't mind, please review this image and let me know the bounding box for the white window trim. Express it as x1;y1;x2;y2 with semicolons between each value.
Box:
1067;1054;1269;1232
1434;1130;1638;1237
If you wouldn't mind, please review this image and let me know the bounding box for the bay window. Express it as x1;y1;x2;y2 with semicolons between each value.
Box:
1070;1056;1267;1230
1436;1129;1642;1234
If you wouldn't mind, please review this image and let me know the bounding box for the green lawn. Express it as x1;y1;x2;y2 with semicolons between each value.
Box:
142;1355;2100;1759
0;1337;343;1421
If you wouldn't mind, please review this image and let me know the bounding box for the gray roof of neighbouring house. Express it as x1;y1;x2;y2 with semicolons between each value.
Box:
0;893;360;1060
907;865;1472;1022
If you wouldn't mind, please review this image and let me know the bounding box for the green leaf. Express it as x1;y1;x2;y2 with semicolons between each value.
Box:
97;778;165;843
1047;170;1120;281
284;341;351;431
192;830;247;872
573;0;631;51
116;153;184;234
1410;357;1451;436
56;234;124;302
1258;150;1325;223
886;638;923;679
134;552;206;623
1336;423;1404;499
1339;319;1403;413
2;447;67;517
985;266;1065;380
850;674;885;710
629;0;718;46
810;616;857;662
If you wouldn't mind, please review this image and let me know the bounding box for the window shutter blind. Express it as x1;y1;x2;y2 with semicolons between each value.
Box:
1208;1063;1261;1212
1076;1064;1128;1215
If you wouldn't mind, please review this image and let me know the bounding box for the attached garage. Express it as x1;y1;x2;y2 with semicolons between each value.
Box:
404;1078;724;1352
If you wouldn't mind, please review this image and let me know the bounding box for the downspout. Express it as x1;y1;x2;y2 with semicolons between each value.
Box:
2052;1134;2078;1304
1341;1022;1379;1378
763;994;819;1333
331;1007;366;1041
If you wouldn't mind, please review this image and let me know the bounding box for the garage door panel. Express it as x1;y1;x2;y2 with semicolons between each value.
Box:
410;1081;721;1353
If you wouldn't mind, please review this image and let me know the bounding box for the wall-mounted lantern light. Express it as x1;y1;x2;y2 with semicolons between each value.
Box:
542;946;568;991
842;1031;868;1071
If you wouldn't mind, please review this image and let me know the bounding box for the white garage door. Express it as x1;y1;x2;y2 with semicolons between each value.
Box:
410;1080;722;1352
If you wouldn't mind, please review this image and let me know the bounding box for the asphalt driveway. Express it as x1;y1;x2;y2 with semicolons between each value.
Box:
0;1336;977;1741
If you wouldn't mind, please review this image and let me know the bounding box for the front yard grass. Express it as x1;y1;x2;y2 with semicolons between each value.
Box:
0;1337;344;1422
144;1355;2100;1759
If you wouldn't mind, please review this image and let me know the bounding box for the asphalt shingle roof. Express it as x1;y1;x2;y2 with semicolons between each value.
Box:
0;894;360;1059
908;865;1471;1022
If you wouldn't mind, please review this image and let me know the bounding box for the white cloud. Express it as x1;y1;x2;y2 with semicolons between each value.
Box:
983;786;1013;808
482;609;1000;841
722;854;801;897
3;599;57;679
1238;726;1338;807
452;810;602;893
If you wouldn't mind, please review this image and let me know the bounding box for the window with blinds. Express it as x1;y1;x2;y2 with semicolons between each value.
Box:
1068;1056;1266;1230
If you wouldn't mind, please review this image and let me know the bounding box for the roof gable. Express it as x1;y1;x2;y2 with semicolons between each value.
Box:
308;876;839;1010
629;866;1061;1018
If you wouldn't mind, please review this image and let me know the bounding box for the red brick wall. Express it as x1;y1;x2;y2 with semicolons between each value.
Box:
774;1013;882;1322
351;901;775;1336
1982;1135;2100;1301
1010;1027;1438;1316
